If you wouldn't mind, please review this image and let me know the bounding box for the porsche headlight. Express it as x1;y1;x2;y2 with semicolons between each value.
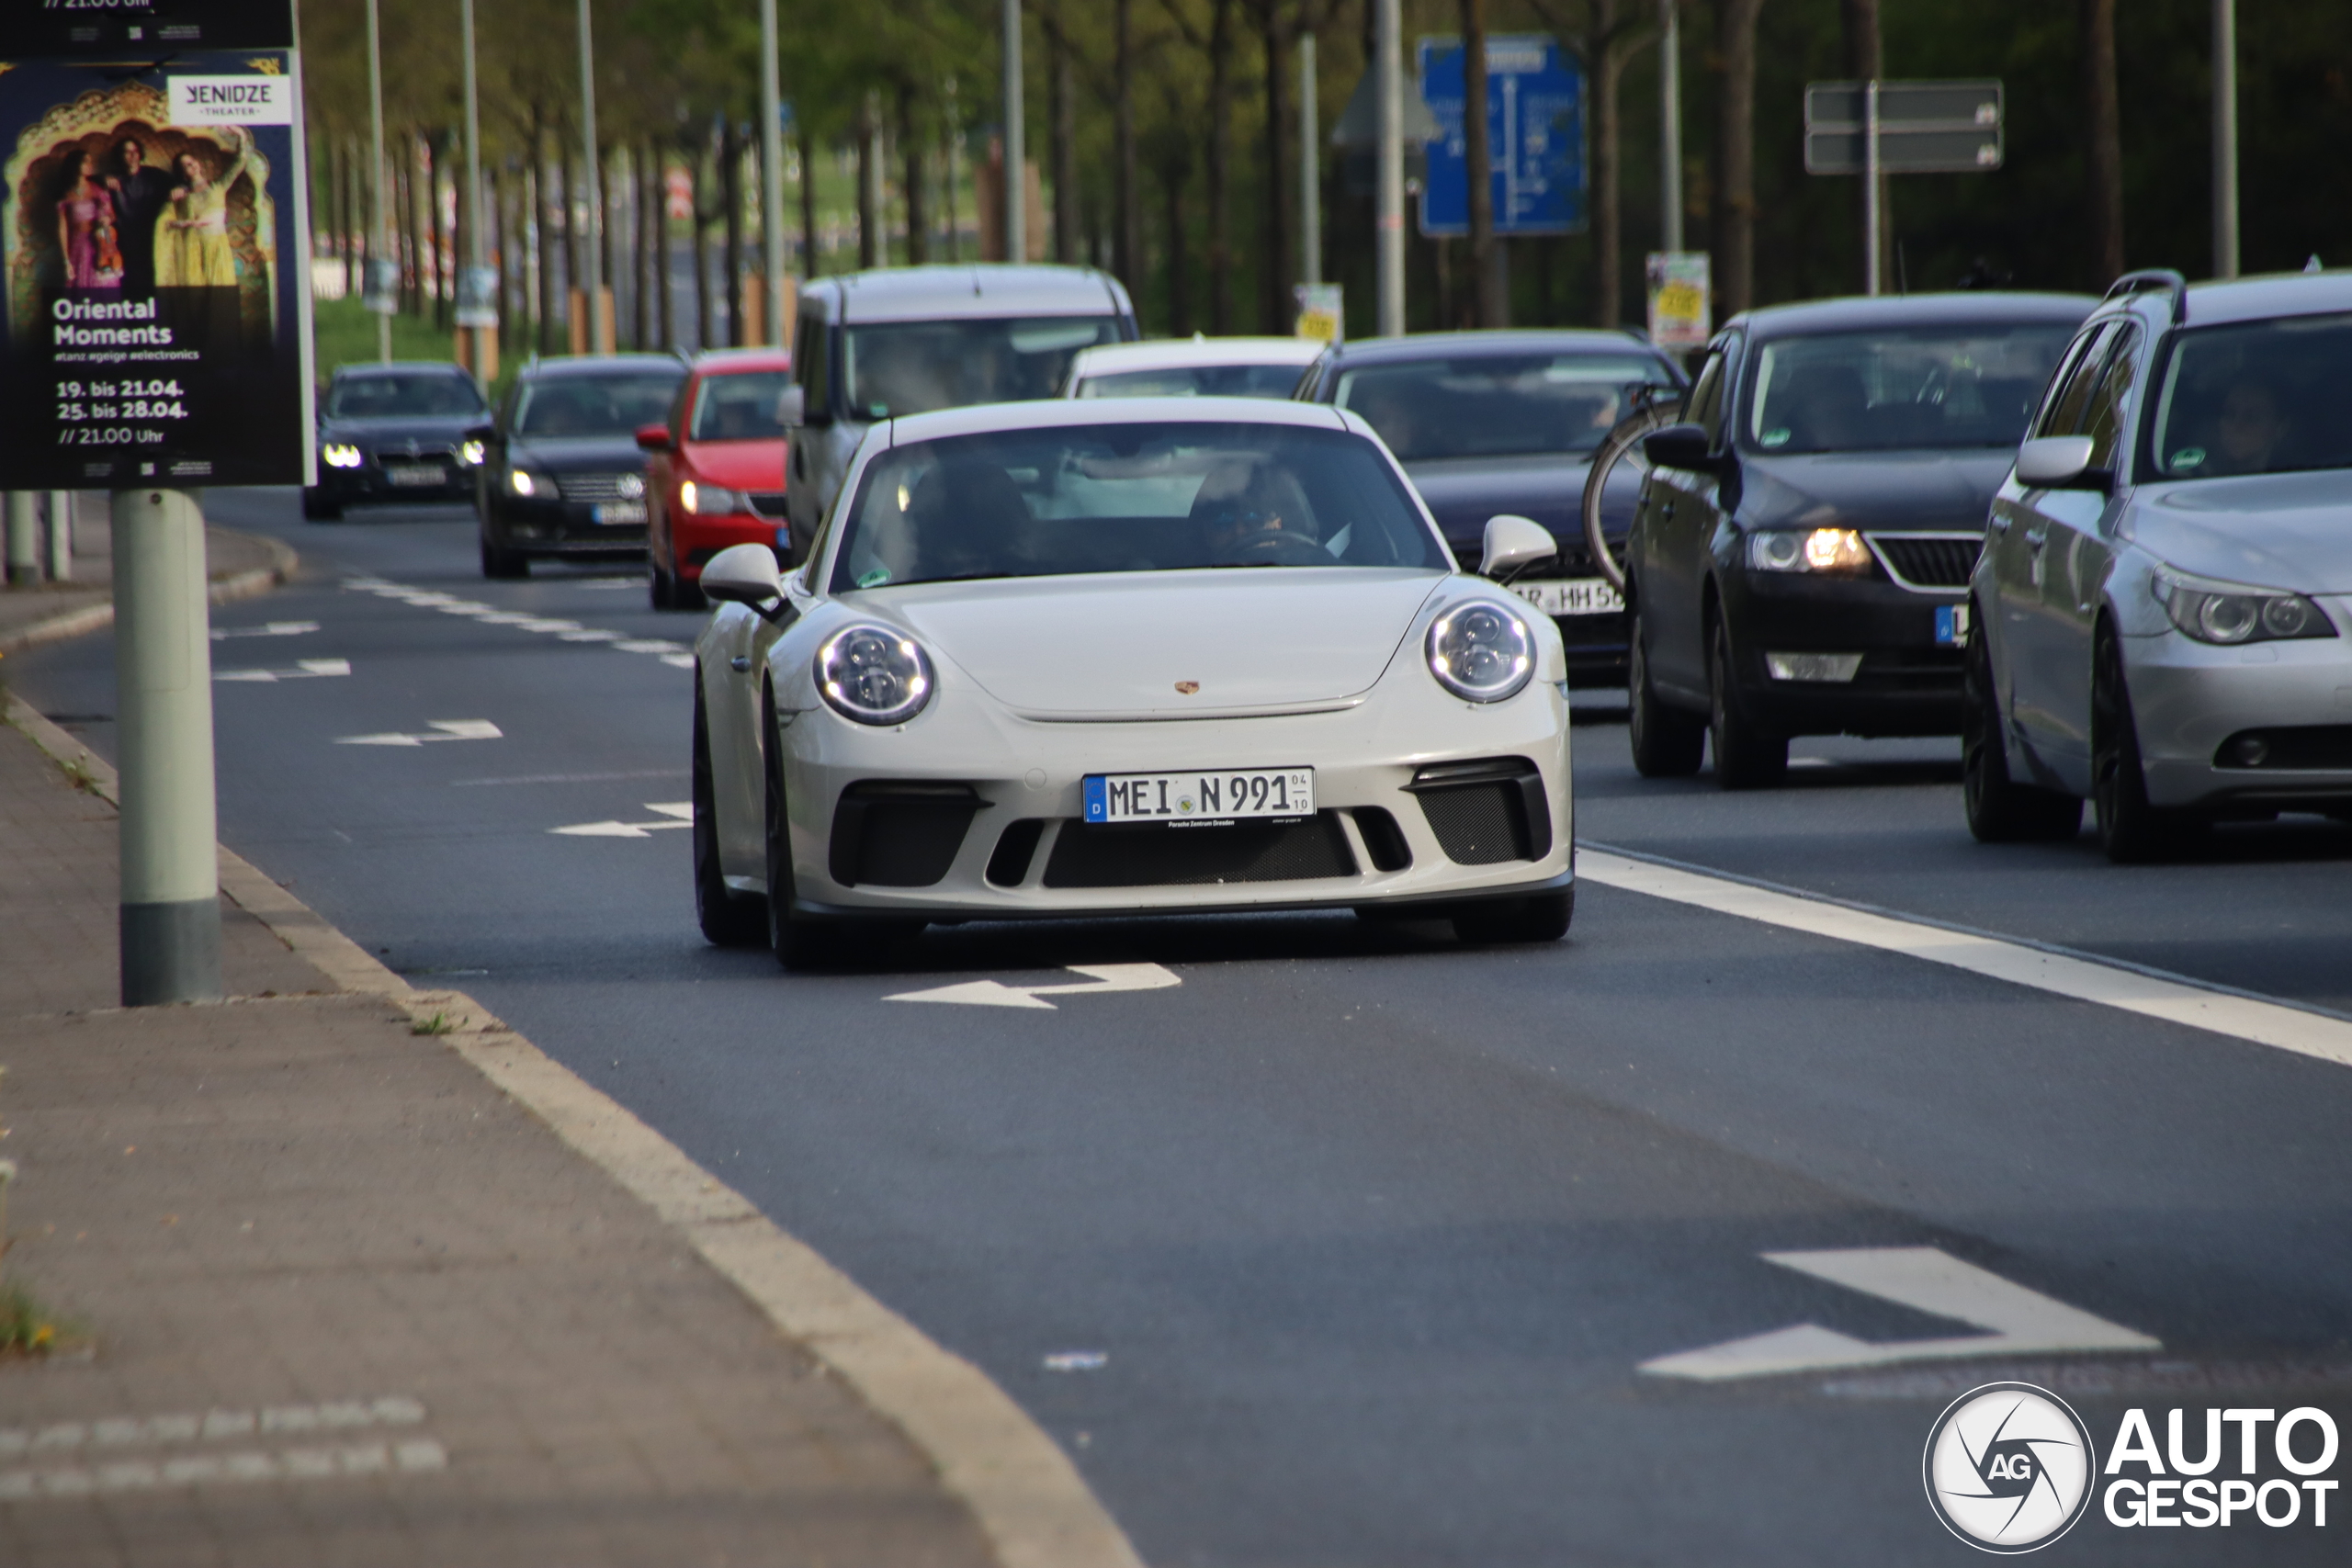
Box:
816;624;934;725
1426;600;1536;703
321;442;363;468
1747;528;1871;573
2152;565;2335;645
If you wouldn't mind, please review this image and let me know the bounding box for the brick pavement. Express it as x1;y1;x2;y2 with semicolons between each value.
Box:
0;710;997;1566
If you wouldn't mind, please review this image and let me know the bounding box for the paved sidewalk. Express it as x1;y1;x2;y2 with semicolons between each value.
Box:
0;499;291;654
0;710;995;1564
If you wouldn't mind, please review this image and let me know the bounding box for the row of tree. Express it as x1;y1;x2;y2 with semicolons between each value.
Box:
297;0;2352;347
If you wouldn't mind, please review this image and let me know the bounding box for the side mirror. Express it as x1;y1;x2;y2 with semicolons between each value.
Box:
698;542;784;608
776;384;807;428
634;422;672;454
2015;434;2109;491
1642;422;1721;472
1480;514;1558;581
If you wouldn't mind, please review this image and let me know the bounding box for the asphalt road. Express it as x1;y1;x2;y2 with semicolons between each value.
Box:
14;488;2352;1565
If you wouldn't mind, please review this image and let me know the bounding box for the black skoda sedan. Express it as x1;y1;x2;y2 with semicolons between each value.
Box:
1295;331;1685;686
1623;293;2092;787
304;362;491;521
472;355;687;578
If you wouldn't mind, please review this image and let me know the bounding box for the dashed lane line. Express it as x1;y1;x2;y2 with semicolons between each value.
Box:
1577;845;2352;1072
345;575;697;668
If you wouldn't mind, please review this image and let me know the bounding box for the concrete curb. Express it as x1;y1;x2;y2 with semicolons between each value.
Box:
0;525;300;654
3;693;1148;1568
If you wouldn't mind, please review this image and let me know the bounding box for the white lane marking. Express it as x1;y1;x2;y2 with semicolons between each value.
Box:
551;802;694;837
341;576;694;664
661;652;697;669
559;629;623;642
0;1396;425;1458
0;1440;447;1499
887;963;1182;1010
1640;1247;2160;1381
1578;847;2352;1071
210;620;319;640
1043;1351;1109;1371
613;638;689;655
336;719;503;747
451;769;684;787
216;658;351;683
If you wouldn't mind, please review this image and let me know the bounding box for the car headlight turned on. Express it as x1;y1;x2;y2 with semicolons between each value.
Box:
2152;565;2336;645
1747;528;1871;573
1427;601;1536;703
321;443;363;468
507;467;542;497
680;479;750;516
816;624;934;726
458;439;486;467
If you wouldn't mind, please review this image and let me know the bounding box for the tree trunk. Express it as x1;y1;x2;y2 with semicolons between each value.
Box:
598;144;619;345
724;121;745;344
631;146;650;349
1463;0;1503;326
654;144;675;351
560;143;581;344
536;118;560;355
799;122;820;278
1841;0;1887;291
429;133;450;330
1206;0;1235;333
2081;0;2123;286
855;100;878;269
1261;0;1292;332
1050;33;1077;264
691;139;711;351
1712;0;1763;318
900;81;930;266
1162;160;1192;336
1589;2;1624;327
1115;0;1138;288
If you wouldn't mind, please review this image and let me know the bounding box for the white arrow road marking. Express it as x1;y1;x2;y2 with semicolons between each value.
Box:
210;620;319;640
886;963;1182;1010
550;803;694;838
336;719;503;747
1639;1247;2160;1381
216;659;351;683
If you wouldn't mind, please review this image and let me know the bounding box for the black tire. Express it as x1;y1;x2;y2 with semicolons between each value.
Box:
762;697;847;969
1627;592;1704;777
1453;887;1575;945
673;572;707;611
2092;627;2197;863
1962;617;2082;842
1708;615;1786;790
481;534;529;579
301;487;343;522
650;558;677;610
692;684;767;947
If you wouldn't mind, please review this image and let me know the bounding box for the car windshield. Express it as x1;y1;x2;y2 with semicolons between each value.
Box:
1332;353;1678;461
829;422;1446;592
690;370;791;441
1742;325;2074;454
1077;364;1307;400
513;373;683;437
844;317;1125;418
328;374;484;419
2145;312;2352;480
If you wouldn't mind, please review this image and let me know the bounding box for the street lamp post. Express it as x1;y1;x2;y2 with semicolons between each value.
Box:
760;0;786;344
1659;0;1682;255
1300;33;1320;288
2212;0;2239;279
1001;0;1024;264
1375;0;1402;335
577;0;607;352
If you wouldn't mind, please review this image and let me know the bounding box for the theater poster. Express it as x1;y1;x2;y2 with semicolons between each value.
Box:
0;1;311;488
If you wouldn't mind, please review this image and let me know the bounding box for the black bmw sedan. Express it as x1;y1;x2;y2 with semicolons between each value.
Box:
304;362;491;521
473;354;687;579
1623;292;2093;787
1295;331;1685;687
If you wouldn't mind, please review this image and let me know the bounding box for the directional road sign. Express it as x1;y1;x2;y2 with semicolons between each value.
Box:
1804;79;2003;175
1417;34;1585;237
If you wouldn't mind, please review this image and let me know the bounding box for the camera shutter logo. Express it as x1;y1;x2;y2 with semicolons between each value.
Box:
1923;1382;2097;1553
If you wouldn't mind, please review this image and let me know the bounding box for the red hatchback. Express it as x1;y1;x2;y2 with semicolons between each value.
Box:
637;348;792;610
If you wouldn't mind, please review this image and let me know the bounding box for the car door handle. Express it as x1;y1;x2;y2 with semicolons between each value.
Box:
729;656;751;672
1988;514;2011;535
2024;525;2049;547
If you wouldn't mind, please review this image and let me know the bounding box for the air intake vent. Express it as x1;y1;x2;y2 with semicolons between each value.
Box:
1405;757;1551;865
1043;814;1357;888
828;783;981;887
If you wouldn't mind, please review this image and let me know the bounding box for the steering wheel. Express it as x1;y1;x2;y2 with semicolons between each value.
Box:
1580;385;1684;592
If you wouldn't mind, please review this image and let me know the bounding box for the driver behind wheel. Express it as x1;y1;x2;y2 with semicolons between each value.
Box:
1193;462;1321;564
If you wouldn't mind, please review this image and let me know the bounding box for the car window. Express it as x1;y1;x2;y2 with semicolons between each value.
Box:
1077;364;1309;400
327;374;485;419
690;371;793;441
828;422;1448;592
793;310;831;415
512;373;684;437
2144;311;2352;481
843;316;1125;418
2035;321;2120;438
1741;325;2075;454
2079;325;2143;471
1682;348;1731;446
1330;353;1679;461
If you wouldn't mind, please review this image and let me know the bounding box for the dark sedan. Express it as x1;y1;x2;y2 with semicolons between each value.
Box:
1623;292;2094;787
473;355;687;578
1295;331;1685;686
304;362;491;521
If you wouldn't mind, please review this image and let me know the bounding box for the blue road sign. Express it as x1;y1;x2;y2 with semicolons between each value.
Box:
1418;34;1586;238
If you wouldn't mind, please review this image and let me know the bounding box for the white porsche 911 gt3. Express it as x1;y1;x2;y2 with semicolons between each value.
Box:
688;396;1577;966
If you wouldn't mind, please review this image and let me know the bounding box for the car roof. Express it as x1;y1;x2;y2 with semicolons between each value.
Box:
520;354;686;380
1730;290;2098;340
1320;328;1671;368
2109;268;2352;330
689;346;792;371
1069;337;1325;377
803;264;1135;324
334;360;471;378
882;394;1352;446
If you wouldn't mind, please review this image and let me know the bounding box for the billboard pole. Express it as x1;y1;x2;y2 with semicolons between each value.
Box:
2212;0;2239;278
1375;0;1403;336
1001;0;1024;264
1300;33;1320;288
1659;0;1682;254
1862;80;1882;296
760;0;786;344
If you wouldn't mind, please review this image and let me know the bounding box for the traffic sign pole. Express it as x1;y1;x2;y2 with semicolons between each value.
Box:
2212;0;2239;278
1863;80;1881;296
1659;0;1682;254
1375;0;1403;336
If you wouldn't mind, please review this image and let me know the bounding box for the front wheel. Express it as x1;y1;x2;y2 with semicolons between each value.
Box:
1709;616;1786;790
762;700;847;969
1962;619;2082;842
1628;595;1704;778
300;486;342;523
481;535;529;579
2092;628;2197;863
692;686;766;947
1453;888;1574;944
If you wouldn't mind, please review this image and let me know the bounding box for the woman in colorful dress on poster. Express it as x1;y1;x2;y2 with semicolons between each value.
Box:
156;128;248;288
54;149;119;291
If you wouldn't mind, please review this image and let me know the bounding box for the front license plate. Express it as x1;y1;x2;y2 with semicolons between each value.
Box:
383;464;445;487
1083;768;1315;826
1936;604;1972;646
593;501;648;525
1512;577;1624;616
